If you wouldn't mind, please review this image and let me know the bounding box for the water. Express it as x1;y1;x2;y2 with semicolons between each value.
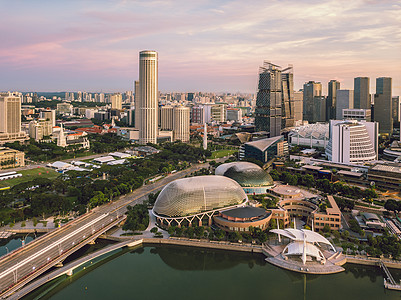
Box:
24;245;401;300
0;235;35;257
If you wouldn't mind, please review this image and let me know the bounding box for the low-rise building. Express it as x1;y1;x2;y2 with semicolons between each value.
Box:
0;147;25;169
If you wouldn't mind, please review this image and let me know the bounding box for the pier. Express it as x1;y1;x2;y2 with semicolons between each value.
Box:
380;260;401;291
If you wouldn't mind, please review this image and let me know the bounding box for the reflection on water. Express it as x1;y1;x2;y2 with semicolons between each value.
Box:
23;245;401;300
0;235;35;257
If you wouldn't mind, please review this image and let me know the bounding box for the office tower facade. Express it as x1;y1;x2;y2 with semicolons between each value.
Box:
293;91;303;124
392;96;400;122
211;103;227;123
255;61;282;137
173;106;190;142
303;81;322;123
134;80;140;128
0;92;27;144
336;90;354;119
227;108;242;122
354;77;370;109
327;80;341;120
160;106;174;130
313;96;326;122
138;50;158;144
39;109;56;127
111;93;122;110
281;67;295;128
374;77;392;134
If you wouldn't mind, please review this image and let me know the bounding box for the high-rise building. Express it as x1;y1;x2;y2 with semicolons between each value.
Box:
227;108;242;122
211;103;227;123
354;77;370;109
392;96;400;122
255;61;282;137
281;67;295;128
134;80;140;128
336;90;354;120
293;91;303;124
111;93;122;110
39;109;56;127
0;92;28;144
160;106;174;130
327;80;341;120
326;120;378;164
173;106;190;142
312;96;326;122
303;81;322;123
138;50;158;144
374;77;393;134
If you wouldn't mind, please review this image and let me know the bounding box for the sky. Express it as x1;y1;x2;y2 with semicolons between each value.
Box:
0;0;400;95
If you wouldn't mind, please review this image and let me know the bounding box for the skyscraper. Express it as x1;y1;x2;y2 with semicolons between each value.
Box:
281;66;295;128
255;61;282;137
374;77;392;134
111;93;122;110
160;106;174;130
303;81;322;123
173;106;190;142
327;80;341;120
0;92;27;144
336;90;354;119
134;80;140;128
354;77;370;109
138;50;158;144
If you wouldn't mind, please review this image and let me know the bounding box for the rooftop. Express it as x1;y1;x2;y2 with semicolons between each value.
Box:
245;136;283;152
221;206;268;219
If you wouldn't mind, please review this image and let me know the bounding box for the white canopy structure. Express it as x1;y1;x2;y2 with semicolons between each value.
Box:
271;228;336;265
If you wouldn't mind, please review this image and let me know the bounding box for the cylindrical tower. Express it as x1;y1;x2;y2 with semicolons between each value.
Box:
173;106;190;142
139;50;158;144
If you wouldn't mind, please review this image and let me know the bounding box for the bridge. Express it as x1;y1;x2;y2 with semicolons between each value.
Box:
0;162;209;299
7;239;143;300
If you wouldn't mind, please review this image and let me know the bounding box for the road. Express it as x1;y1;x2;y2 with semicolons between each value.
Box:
0;160;215;297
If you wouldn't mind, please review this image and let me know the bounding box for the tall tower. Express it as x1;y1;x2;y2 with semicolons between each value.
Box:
281;66;295;128
302;81;322;123
255;61;282;137
327;80;341;120
374;77;392;134
134;80;140;128
173;106;190;142
0;92;21;134
111;93;122;110
139;50;158;144
0;92;27;144
354;77;370;109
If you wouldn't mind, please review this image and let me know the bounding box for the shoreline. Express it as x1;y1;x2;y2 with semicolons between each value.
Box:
9;236;401;299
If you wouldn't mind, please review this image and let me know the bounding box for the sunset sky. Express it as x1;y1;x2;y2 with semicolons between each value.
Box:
1;0;400;95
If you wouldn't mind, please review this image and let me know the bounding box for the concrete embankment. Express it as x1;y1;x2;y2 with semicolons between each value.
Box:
345;255;401;269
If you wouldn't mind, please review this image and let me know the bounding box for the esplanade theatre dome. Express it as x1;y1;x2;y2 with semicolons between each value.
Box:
153;175;247;218
215;162;273;188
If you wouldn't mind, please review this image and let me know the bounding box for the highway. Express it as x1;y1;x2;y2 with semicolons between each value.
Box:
0;161;212;298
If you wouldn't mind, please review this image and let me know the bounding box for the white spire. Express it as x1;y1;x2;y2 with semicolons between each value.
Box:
203;123;207;150
57;123;67;147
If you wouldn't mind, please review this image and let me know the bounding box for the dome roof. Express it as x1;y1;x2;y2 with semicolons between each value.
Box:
153;175;247;218
215;162;273;187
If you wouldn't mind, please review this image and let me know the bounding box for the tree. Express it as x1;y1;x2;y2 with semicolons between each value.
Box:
123;204;149;232
385;199;400;214
150;227;158;234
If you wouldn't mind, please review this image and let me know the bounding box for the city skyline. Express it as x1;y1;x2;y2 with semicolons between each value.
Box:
0;0;400;95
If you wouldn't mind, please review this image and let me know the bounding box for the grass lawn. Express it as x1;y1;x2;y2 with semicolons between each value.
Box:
0;167;60;188
210;149;237;159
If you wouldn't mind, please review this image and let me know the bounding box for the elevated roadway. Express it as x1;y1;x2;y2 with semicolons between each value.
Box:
0;161;211;298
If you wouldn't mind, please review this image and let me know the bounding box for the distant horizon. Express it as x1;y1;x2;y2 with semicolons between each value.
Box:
1;1;400;96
